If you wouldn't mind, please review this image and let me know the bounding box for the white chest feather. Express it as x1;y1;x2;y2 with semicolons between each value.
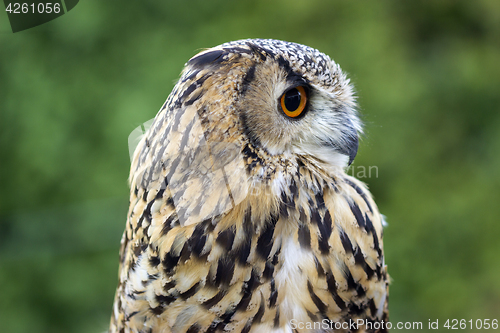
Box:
274;236;317;327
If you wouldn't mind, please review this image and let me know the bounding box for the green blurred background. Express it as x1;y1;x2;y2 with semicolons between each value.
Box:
1;0;499;332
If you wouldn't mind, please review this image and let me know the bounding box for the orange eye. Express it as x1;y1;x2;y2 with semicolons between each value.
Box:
280;86;308;118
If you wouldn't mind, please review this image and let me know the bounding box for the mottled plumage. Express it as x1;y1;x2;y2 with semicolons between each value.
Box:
110;39;389;333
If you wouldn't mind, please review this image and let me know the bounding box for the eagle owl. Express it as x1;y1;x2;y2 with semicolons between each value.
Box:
110;39;389;333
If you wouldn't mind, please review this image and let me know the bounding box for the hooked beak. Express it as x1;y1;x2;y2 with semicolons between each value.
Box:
339;134;358;166
324;129;358;166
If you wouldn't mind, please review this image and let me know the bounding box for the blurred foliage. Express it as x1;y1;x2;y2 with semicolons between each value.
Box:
1;0;500;332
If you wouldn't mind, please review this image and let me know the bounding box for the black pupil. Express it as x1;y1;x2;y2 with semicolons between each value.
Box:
284;88;301;112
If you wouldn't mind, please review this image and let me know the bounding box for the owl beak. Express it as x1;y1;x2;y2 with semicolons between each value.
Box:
346;135;358;166
336;134;358;166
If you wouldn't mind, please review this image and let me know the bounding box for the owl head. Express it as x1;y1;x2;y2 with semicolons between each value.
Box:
130;39;362;224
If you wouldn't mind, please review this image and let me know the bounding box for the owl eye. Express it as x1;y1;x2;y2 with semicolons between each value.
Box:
280;86;308;118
